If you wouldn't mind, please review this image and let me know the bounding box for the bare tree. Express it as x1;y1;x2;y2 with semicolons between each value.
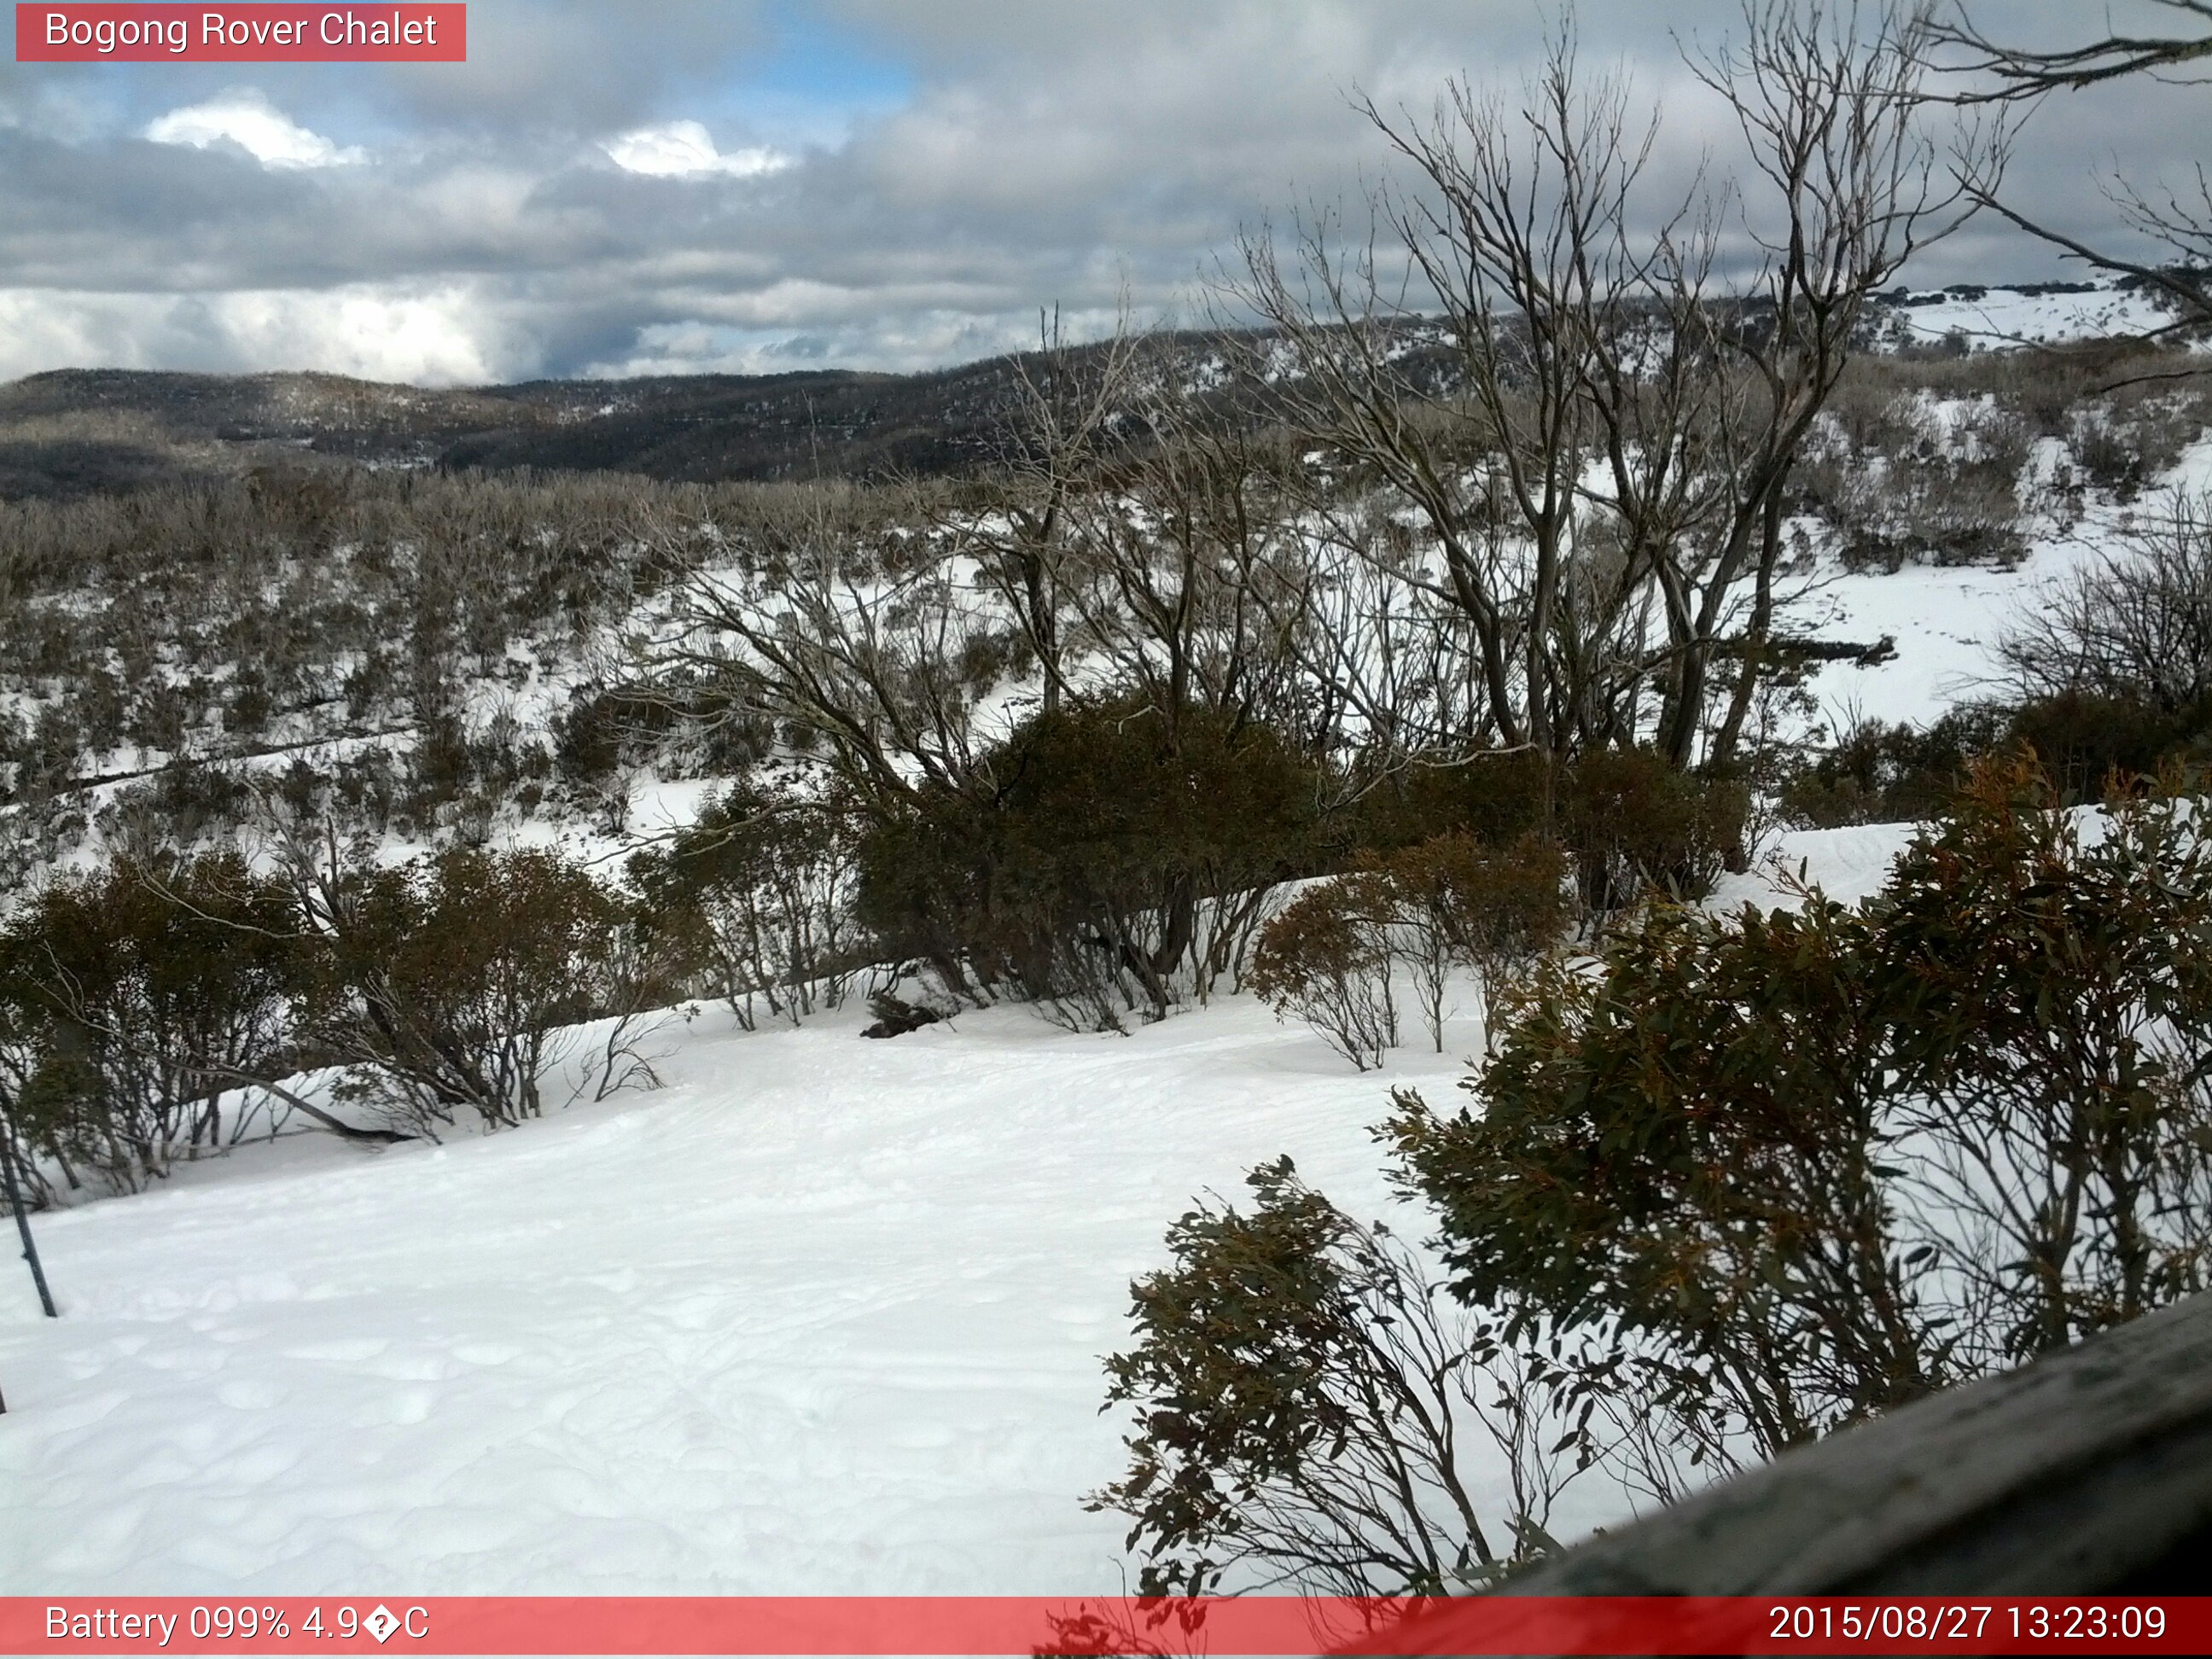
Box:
951;306;1149;714
1235;31;1647;768
1936;1;2211;329
637;482;1010;818
1995;490;2212;712
1677;0;1991;765
1234;4;1991;776
1057;392;1310;745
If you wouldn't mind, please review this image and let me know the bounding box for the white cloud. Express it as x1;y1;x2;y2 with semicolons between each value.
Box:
145;93;364;170
0;283;523;386
0;2;2181;387
603;119;788;179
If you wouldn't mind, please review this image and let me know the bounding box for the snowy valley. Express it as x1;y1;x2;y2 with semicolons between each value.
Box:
5;278;2210;1591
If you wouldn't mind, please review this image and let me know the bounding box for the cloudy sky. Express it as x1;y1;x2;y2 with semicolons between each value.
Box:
0;0;2201;385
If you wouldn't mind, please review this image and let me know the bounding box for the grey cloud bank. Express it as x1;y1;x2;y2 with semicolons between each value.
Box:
0;0;2200;386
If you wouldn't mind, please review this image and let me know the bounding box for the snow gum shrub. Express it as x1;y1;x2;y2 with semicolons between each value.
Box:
1378;833;1571;1052
1340;749;1551;860
2068;392;2208;504
1090;1157;1586;1597
850;783;995;1001
1775;706;2008;828
1872;757;2212;1353
302;847;630;1136
854;702;1322;1027
1388;755;2212;1498
1387;895;1940;1492
553;683;774;794
0;854;300;1197
629;778;863;1029
1555;748;1748;913
2002;691;2212;802
1246;873;1400;1070
1778;700;2212;833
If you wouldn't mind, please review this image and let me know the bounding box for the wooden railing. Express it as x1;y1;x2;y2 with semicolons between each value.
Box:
1375;1291;2212;1650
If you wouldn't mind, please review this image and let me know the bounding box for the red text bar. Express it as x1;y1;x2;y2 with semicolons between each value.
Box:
15;5;464;61
1;1597;2204;1656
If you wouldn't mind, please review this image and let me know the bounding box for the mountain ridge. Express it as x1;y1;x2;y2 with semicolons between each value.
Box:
1;275;2188;501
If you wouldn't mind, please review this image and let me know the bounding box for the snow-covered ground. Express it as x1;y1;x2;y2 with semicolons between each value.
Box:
1709;820;1916;912
1796;434;2212;731
4;281;2205;1598
1883;282;2180;349
1;988;1566;1594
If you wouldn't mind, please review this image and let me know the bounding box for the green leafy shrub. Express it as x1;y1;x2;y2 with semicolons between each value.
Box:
1390;757;2212;1490
1379;832;1570;1051
1775;707;2005;827
856;701;1322;1024
2005;690;2212;800
1779;696;2212;830
1340;750;1551;858
1091;1158;1580;1597
1246;874;1400;1069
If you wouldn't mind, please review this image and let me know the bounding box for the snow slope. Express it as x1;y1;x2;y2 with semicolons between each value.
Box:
1796;434;2212;732
1883;282;2179;348
1;992;1553;1594
0;816;1929;1595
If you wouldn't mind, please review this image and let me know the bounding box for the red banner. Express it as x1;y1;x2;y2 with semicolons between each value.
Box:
15;5;464;61
0;1596;2203;1656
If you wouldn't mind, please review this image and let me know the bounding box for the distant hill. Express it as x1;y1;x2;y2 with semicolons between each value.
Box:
0;350;1117;500
0;276;2186;501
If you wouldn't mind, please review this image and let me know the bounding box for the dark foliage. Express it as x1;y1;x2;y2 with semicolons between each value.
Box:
1378;832;1572;1050
1776;707;2008;826
1778;695;2212;829
1247;874;1400;1070
1091;1158;1571;1597
0;854;301;1196
1341;751;1551;859
1555;750;1749;911
300;845;632;1135
855;702;1323;1022
1390;757;2212;1488
860;992;946;1039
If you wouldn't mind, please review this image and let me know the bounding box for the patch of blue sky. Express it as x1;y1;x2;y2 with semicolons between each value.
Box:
50;2;912;158
710;0;914;150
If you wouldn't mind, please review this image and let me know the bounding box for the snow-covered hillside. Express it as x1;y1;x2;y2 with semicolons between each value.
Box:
0;988;1540;1593
1879;280;2182;349
3;272;2209;1598
1795;434;2212;731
